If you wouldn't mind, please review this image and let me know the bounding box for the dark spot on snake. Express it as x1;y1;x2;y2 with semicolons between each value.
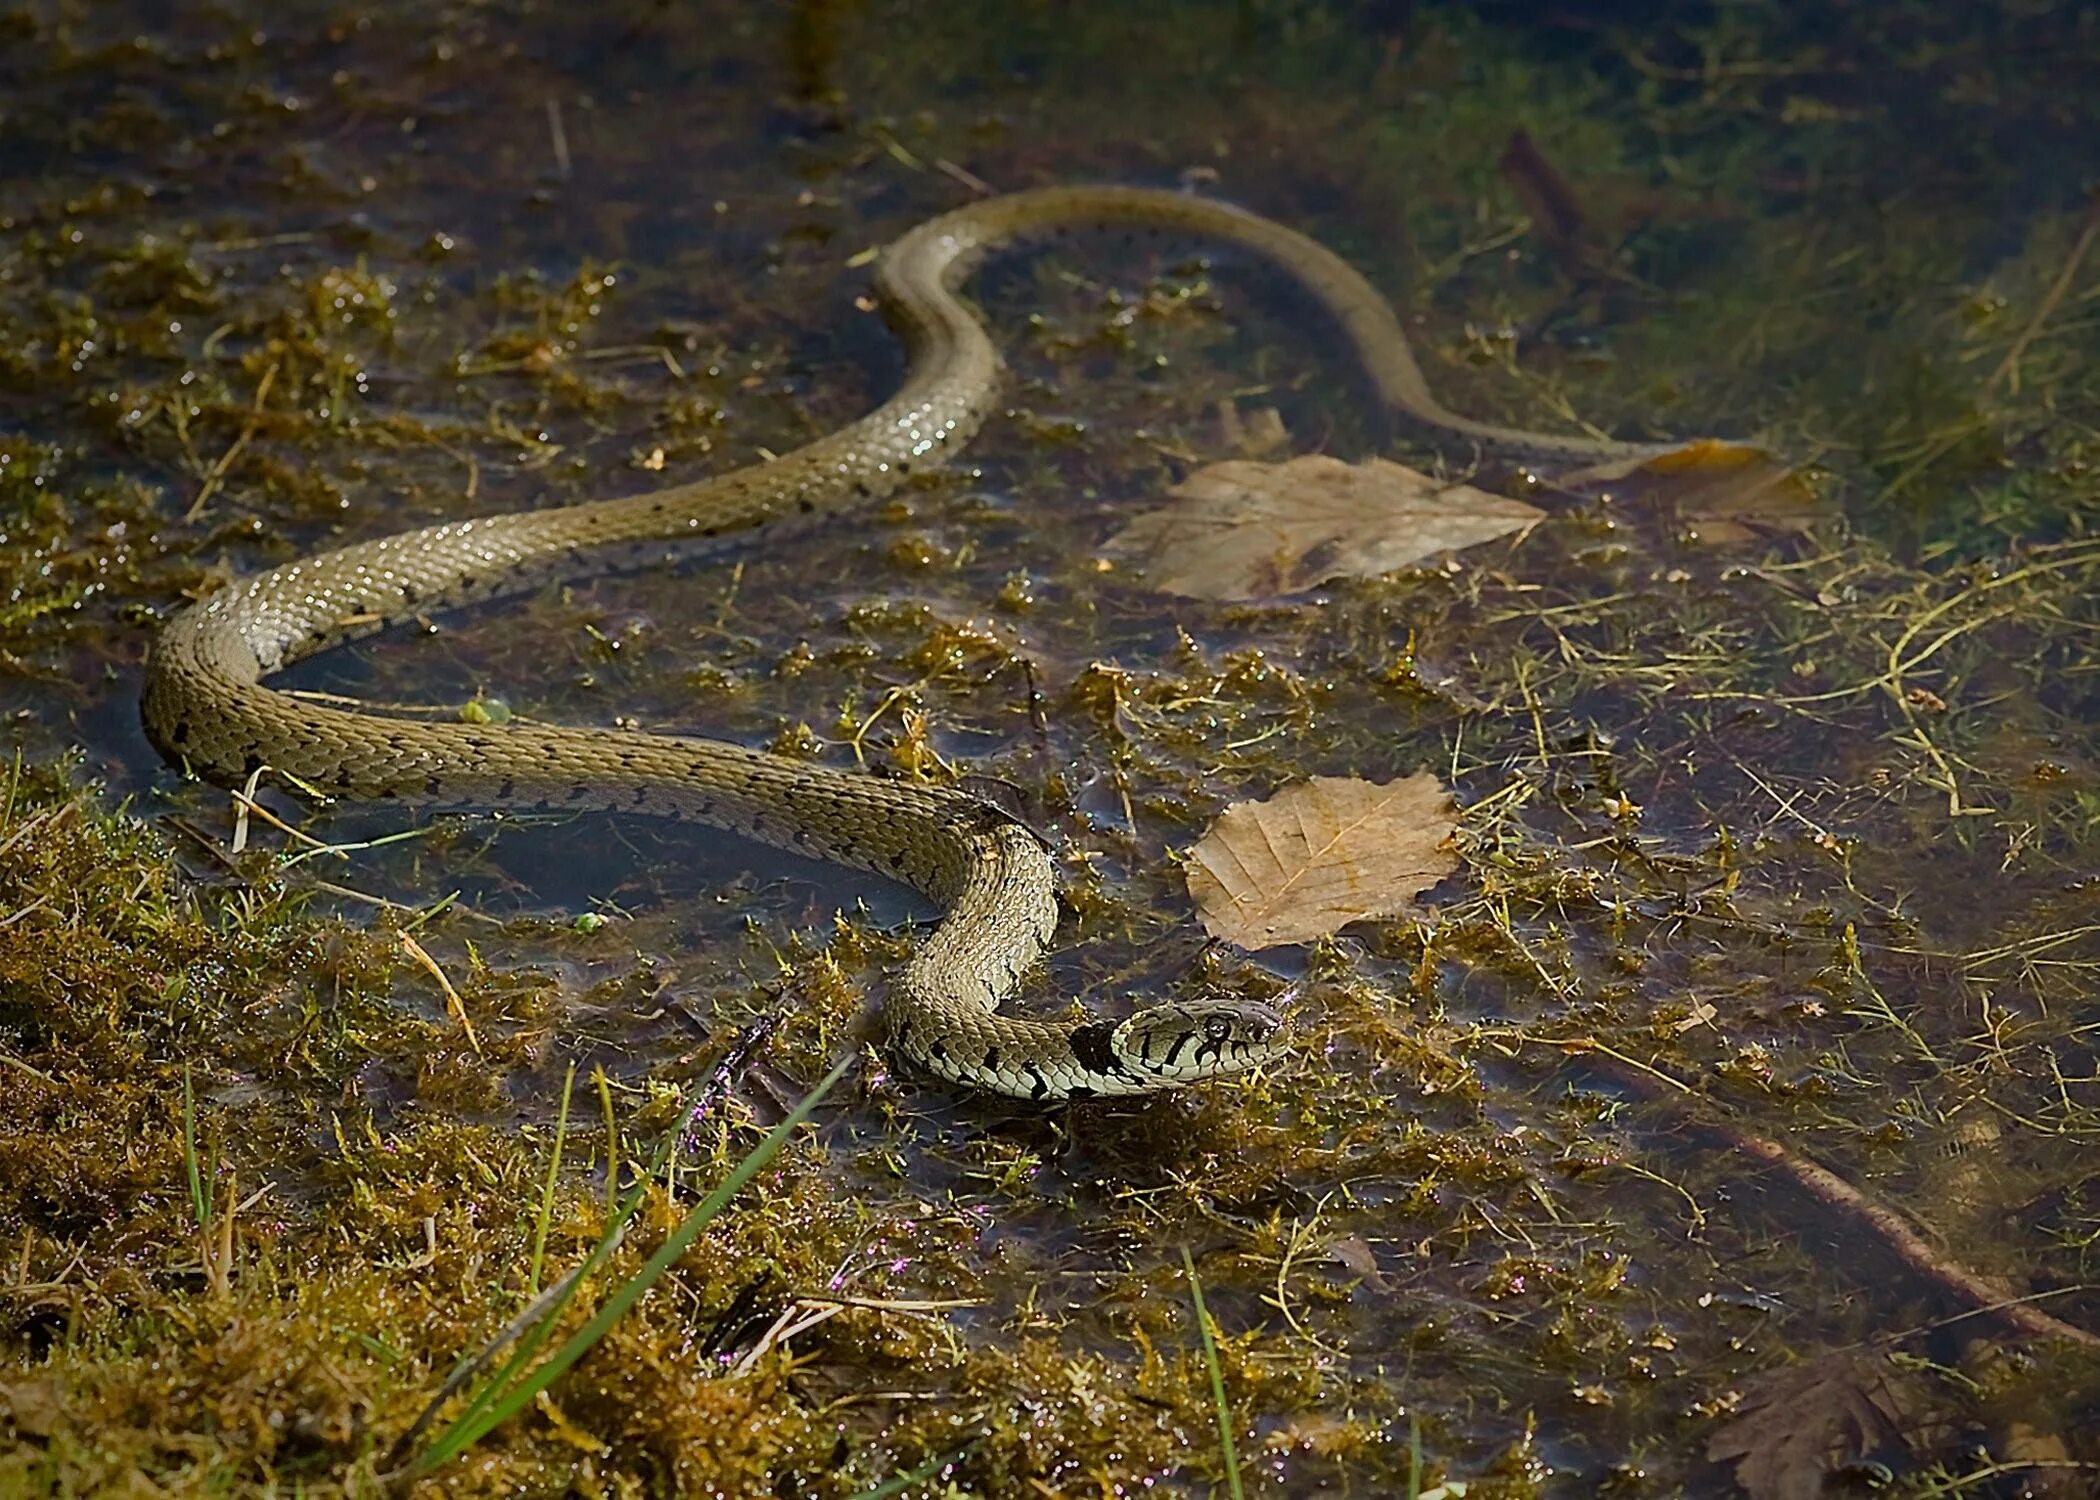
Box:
532;798;552;811
424;776;442;795
497;778;514;799
796;497;815;513
889;851;907;869
171;719;191;745
1025;1066;1049;1101
1067;1020;1128;1077
632;788;647;804
1162;1030;1192;1069
386;732;406;750
927;1039;948;1062
1064;1085;1095;1100
981;1046;1001;1073
568;784;588;800
401;584;420;605
241;752;263;776
336;768;354;790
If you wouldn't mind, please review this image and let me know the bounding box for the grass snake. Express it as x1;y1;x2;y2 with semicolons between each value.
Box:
144;185;1679;1100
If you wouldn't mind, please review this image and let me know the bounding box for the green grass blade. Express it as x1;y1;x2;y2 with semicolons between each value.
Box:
528;1062;577;1295
412;1052;851;1473
843;1441;980;1500
181;1062;207;1231
1181;1246;1244;1500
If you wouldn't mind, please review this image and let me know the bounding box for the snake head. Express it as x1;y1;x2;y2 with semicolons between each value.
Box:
1110;996;1289;1085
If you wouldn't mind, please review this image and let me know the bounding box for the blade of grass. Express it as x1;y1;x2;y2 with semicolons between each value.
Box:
528;1062;577;1295
843;1440;981;1500
410;1052;852;1474
182;1062;207;1231
594;1063;618;1216
1181;1246;1245;1500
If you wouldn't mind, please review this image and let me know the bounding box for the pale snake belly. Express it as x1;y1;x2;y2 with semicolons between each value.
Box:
143;185;1676;1100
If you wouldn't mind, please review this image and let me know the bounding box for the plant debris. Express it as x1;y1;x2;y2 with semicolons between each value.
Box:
1108;455;1542;599
1184;771;1461;948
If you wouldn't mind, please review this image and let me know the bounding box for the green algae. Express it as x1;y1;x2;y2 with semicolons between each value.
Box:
3;0;2100;1495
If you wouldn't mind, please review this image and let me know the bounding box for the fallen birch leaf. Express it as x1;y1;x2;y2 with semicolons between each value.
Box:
1185;772;1460;949
1109;455;1543;600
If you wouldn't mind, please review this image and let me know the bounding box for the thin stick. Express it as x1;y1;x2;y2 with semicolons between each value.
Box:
399;931;482;1056
185;362;278;523
1726;1130;2100;1348
1989;191;2100;393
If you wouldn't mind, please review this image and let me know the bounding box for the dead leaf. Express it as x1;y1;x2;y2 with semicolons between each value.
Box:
1559;439;1821;541
1109;456;1542;600
1559;436;1774;487
1706;1353;1936;1500
1185;772;1460;949
1655;447;1822;542
1324;1235;1390;1291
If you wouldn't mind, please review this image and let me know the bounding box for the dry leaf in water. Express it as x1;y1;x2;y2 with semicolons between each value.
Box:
1561;439;1821;541
1185;772;1459;949
1706;1353;1936;1500
1108;455;1542;600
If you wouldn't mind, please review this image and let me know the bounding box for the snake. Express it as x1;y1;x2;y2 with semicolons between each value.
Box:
143;185;1682;1100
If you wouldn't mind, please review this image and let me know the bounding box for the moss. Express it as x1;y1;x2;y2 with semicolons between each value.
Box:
4;0;2100;1492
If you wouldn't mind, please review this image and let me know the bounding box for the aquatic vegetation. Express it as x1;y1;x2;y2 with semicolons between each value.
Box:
3;0;2099;1494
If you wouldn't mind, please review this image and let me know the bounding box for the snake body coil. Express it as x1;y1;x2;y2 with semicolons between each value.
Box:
144;186;1672;1099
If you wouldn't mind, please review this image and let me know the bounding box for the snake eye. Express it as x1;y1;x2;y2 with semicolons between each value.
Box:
1204;1015;1234;1045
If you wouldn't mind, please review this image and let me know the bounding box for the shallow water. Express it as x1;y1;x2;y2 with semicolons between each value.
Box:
4;1;2100;1494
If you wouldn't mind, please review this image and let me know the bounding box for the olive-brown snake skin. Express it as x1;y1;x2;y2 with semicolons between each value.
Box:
144;186;1677;1099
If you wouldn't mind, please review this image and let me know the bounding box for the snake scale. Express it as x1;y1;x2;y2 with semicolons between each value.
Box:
144;185;1677;1100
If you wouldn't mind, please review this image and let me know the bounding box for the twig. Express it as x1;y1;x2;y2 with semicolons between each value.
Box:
0;1051;58;1088
1989;191;2100;394
399;931;482;1056
1726;1129;2100;1347
1536;1036;2100;1346
544;98;572;181
675;1012;780;1161
185;362;278;523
